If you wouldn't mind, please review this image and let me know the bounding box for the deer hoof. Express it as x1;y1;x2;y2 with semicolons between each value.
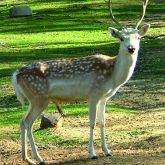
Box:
106;153;112;157
38;161;45;165
91;156;98;159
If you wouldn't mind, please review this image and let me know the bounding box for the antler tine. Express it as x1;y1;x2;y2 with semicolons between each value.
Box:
135;0;149;29
108;0;123;29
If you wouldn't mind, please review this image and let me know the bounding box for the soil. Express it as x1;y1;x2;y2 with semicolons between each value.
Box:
1;107;165;165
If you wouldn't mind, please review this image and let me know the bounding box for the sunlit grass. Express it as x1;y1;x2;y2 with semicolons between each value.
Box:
0;0;164;148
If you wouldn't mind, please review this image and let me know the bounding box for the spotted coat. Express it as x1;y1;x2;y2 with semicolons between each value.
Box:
17;54;116;97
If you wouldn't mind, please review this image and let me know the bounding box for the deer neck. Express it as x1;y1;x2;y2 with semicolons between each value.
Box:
112;47;139;86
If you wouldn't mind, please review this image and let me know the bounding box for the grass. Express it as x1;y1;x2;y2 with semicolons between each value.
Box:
0;0;165;151
0;102;136;146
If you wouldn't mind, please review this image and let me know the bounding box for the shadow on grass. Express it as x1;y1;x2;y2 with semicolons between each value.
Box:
0;41;118;63
0;1;164;34
0;94;22;108
0;68;16;78
44;134;165;165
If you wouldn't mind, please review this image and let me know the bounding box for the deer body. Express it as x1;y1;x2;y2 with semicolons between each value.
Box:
15;51;136;105
16;55;117;103
12;0;150;164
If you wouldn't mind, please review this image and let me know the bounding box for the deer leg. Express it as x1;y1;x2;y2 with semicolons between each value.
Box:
97;99;111;156
23;99;48;163
89;98;99;159
20;103;33;162
20;118;27;161
56;104;64;116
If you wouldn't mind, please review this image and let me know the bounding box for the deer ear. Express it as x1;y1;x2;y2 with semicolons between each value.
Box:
108;27;121;39
138;24;150;37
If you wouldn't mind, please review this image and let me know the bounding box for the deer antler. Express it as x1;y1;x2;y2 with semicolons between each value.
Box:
108;0;123;29
135;0;149;29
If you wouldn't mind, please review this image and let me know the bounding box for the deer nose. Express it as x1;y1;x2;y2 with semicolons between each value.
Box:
127;45;135;54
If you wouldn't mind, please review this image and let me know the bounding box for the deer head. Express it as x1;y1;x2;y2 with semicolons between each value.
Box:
108;0;150;55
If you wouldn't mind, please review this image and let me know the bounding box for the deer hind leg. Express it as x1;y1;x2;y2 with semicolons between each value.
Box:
22;98;48;163
20;118;27;161
20;102;33;162
97;99;112;156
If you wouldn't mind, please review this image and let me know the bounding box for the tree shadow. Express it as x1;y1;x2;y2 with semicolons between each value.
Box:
44;133;165;165
0;94;21;108
0;1;164;35
0;41;119;64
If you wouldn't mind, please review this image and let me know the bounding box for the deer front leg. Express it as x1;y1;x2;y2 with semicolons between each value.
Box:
97;99;112;156
89;98;99;159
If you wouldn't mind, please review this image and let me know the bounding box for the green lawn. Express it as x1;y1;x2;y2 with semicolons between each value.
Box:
0;0;165;148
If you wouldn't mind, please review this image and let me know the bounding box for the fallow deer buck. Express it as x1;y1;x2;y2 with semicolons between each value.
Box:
12;0;150;164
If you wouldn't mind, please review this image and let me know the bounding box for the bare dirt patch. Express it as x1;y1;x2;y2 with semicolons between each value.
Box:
1;107;165;165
